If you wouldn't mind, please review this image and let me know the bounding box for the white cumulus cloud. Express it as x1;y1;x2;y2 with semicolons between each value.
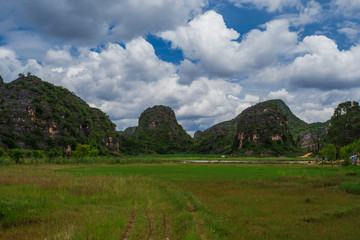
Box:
229;0;301;12
160;11;298;78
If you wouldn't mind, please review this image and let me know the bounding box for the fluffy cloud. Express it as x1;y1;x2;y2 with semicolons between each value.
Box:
2;4;359;132
337;21;360;42
0;37;249;131
296;0;323;25
288;36;360;89
0;0;206;45
229;0;301;12
252;34;360;91
268;89;294;102
333;0;360;18
160;11;298;78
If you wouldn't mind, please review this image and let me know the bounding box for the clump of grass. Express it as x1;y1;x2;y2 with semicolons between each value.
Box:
304;196;315;203
0;196;44;227
340;182;360;194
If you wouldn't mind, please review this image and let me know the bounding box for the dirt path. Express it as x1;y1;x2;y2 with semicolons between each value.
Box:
299;152;313;158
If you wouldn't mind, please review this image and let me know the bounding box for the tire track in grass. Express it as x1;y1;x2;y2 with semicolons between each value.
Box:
120;200;137;240
161;208;170;240
187;197;207;240
146;200;154;240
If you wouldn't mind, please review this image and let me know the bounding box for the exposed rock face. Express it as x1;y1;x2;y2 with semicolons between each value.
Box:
235;101;294;154
0;75;119;152
193;99;328;154
270;99;328;140
120;126;137;136
297;132;320;152
120;105;193;154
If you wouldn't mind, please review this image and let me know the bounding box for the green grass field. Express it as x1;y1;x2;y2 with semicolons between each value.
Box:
1;161;360;239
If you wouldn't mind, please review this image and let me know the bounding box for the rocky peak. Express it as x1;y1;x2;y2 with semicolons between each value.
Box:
235;100;294;154
297;132;320;152
0;75;119;152
119;105;193;154
137;105;178;131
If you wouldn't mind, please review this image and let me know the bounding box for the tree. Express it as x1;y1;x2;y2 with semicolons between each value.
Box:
328;101;360;147
73;144;90;162
319;143;336;165
18;73;25;78
339;139;360;165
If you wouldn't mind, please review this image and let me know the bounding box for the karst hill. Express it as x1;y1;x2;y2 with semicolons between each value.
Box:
193;99;328;154
0;74;329;156
0;74;119;153
120;105;193;154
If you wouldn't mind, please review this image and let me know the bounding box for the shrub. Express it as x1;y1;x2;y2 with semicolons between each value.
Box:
342;158;352;166
89;148;99;157
0;148;5;157
8;148;25;164
47;148;63;160
32;150;45;158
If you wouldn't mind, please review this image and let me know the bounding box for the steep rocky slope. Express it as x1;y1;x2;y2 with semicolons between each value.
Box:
120;105;193;154
270;99;328;139
234;100;295;155
0;75;119;152
194;99;328;154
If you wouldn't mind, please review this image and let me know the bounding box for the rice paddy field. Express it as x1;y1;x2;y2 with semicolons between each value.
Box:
1;156;360;239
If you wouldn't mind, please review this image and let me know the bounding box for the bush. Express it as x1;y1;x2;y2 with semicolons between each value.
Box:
8;148;25;164
342;158;352;166
0;148;5;157
89;148;99;157
32;150;45;158
47;148;63;160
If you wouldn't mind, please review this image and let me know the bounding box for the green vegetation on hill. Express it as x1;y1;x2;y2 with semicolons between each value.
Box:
0;74;333;156
328;101;360;147
0;74;119;153
270;99;328;139
193;99;329;155
234;100;295;155
192;117;239;154
120;105;193;154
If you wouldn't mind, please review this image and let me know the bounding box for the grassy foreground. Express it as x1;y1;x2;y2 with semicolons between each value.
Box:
1;162;360;239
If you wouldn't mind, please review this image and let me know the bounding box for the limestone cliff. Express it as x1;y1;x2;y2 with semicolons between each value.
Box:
0;75;119;152
234;101;295;155
120;105;193;154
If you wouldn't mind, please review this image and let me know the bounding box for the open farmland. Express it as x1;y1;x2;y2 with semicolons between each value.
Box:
1;162;360;240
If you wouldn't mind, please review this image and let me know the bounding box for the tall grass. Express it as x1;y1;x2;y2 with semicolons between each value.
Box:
1;164;360;239
0;153;318;166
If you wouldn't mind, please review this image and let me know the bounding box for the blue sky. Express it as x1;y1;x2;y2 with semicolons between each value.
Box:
1;0;360;135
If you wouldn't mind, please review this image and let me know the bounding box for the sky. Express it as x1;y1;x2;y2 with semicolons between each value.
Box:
1;0;360;135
